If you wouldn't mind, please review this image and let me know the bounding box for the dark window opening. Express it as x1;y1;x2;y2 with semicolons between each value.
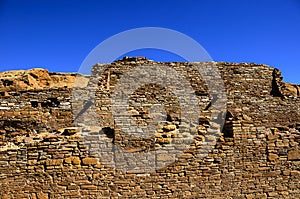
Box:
41;97;60;108
270;68;283;97
195;90;208;96
222;124;234;138
222;111;234;138
101;127;115;139
30;101;39;108
166;114;172;122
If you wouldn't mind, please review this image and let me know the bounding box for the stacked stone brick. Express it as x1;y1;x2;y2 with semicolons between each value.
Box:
0;57;299;198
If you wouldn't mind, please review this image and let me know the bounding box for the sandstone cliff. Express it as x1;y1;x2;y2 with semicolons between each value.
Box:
0;68;89;92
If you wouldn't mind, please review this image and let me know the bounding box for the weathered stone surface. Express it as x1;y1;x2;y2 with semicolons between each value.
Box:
163;124;176;131
82;157;98;165
0;57;299;198
72;156;81;165
0;68;89;91
45;159;63;166
268;153;279;161
285;83;299;97
64;156;72;164
36;192;49;199
288;150;300;160
64;156;81;165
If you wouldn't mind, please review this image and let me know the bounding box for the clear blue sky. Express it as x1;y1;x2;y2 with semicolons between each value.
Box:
0;0;299;83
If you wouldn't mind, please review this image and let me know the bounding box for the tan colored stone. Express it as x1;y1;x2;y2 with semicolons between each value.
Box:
165;137;172;144
163;124;176;131
90;126;101;132
0;68;85;91
180;153;193;159
36;192;49;199
291;170;300;176
267;133;279;140
82;158;98;165
276;185;287;191
245;194;255;199
285;83;298;96
268;192;278;197
154;133;162;138
46;159;63;166
64;157;72;164
72;156;81;165
282;169;290;175
288;150;300;160
268;153;279;161
67;185;79;190
80;185;98;190
255;193;267;199
280;191;289;195
157;154;175;161
242;114;252;121
1;194;10;199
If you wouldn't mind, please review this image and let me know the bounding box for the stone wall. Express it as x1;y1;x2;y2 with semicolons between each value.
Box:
0;57;299;198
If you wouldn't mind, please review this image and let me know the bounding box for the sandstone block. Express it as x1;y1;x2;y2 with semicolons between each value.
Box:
82;157;98;165
288;150;300;160
64;157;72;164
36;192;49;199
268;153;279;161
255;193;267;199
268;192;278;197
45;159;63;166
80;185;98;190
72;156;81;165
163;125;176;131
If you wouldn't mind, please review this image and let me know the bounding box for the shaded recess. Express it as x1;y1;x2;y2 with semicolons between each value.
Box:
222;111;234;138
270;68;284;97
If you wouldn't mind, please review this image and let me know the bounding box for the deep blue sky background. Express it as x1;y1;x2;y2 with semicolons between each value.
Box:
0;0;299;83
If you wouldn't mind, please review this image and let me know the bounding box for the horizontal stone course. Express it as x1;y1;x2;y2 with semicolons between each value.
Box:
0;57;299;198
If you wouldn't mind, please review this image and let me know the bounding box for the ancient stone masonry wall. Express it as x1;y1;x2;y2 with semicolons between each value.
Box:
0;57;299;198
